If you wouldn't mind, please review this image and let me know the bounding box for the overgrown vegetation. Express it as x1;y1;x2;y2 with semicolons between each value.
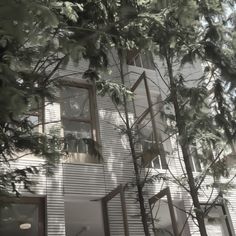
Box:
1;1;236;236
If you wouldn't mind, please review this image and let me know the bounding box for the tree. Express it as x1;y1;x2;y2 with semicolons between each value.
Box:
0;0;132;196
99;1;236;235
0;0;69;196
2;0;236;235
132;0;236;235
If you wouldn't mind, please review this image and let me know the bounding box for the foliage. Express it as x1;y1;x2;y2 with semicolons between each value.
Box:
96;80;133;105
0;0;141;196
122;1;236;235
2;0;236;235
0;0;65;196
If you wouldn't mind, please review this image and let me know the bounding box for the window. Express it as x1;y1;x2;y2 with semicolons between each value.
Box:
64;196;105;236
149;188;178;236
201;203;234;236
189;142;214;172
102;185;129;236
189;144;202;172
127;50;155;70
23;97;42;133
64;185;129;236
60;82;100;164
149;188;190;236
0;197;45;236
131;72;167;169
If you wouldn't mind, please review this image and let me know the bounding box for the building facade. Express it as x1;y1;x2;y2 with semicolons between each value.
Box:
1;51;236;236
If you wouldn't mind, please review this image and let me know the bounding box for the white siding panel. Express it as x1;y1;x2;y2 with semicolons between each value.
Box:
63;163;105;197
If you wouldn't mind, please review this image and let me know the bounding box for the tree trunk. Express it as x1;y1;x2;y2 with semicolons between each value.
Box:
165;53;208;236
119;50;150;236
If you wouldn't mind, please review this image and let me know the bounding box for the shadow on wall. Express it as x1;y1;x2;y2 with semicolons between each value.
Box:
99;108;136;190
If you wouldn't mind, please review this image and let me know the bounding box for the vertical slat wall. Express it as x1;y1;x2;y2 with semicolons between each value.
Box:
9;158;66;236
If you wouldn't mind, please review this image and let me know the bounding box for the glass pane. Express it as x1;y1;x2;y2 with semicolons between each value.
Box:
174;201;190;236
61;86;90;119
139;114;156;150
190;147;202;172
134;54;142;67
127;49;138;66
133;79;149;118
204;205;230;236
141;52;154;69
0;203;39;236
138;114;160;167
152;156;161;169
151;198;174;236
65;198;105;236
63;119;92;153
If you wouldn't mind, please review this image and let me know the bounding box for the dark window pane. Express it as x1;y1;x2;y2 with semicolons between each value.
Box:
152;156;161;169
190;146;202;172
138;113;160;167
0;204;39;236
61;86;90;119
151;198;174;235
134;54;142;67
138;114;155;148
65;198;105;236
133;80;149;118
141;52;154;69
127;49;139;65
202;205;231;236
63;120;92;153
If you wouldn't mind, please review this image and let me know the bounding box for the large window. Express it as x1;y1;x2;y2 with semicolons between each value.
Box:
0;197;45;236
60;82;100;163
201;203;234;236
127;50;155;70
64;196;105;236
102;185;129;236
64;185;129;236
149;187;190;236
131;72;167;169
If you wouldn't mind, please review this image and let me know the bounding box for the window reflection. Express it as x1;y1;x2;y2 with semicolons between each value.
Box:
0;198;44;236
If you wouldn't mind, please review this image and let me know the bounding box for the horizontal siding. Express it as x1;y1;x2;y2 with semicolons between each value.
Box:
99;100;145;236
7;57;236;236
63;163;105;196
8;158;65;236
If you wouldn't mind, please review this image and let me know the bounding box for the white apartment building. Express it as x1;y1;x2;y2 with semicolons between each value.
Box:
1;50;236;236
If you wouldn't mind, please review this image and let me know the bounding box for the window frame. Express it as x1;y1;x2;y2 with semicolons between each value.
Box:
127;50;155;70
149;187;179;236
60;80;98;141
102;185;129;236
59;79;100;163
200;202;235;236
131;72;167;169
0;196;46;236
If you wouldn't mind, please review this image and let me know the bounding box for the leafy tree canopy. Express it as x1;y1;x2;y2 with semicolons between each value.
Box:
0;0;146;196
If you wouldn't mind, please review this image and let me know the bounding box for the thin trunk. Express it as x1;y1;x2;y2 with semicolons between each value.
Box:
165;53;208;236
119;50;150;236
